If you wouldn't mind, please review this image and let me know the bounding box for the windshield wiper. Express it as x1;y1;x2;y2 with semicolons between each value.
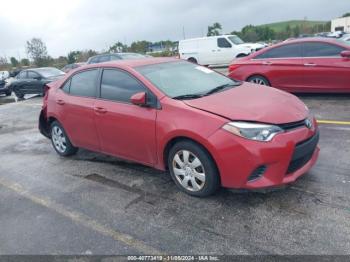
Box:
204;83;240;96
172;94;204;100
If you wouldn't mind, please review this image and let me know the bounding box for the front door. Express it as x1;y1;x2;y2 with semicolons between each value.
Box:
302;42;350;92
94;68;157;165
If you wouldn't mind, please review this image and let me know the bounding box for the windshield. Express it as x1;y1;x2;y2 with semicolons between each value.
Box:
136;61;240;98
337;39;350;46
119;53;146;60
228;35;245;45
35;68;65;78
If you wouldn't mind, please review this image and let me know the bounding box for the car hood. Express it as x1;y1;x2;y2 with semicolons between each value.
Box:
183;83;308;124
239;43;265;50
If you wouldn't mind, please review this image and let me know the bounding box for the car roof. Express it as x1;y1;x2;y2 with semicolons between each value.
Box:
77;57;179;70
251;37;349;58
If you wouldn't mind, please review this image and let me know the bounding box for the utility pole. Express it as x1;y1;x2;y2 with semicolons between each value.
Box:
182;26;186;39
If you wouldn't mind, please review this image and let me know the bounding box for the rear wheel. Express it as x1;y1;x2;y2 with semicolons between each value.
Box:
188;57;198;64
168;140;220;197
15;92;24;99
50;121;78;156
247;75;270;86
5;90;11;96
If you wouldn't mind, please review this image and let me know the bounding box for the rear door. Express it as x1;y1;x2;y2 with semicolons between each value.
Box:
302;42;349;92
253;43;304;91
94;68;158;165
55;69;100;151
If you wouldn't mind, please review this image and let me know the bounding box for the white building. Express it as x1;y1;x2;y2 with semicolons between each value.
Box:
331;16;350;33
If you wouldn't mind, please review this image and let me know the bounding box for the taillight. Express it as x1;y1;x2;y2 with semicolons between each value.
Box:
228;64;240;73
43;84;50;107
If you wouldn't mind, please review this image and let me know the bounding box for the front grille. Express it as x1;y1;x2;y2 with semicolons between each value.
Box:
278;119;307;131
248;165;267;181
287;131;319;174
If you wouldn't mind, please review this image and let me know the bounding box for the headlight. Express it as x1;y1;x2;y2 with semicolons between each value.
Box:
222;122;283;142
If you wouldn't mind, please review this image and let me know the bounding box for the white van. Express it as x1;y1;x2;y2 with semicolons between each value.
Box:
179;35;263;66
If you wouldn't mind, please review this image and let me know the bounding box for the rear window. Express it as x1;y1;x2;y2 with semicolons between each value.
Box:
69;69;98;98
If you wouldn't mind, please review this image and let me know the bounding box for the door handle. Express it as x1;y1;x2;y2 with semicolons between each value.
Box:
304;63;316;67
56;99;65;105
94;107;107;114
262;61;272;65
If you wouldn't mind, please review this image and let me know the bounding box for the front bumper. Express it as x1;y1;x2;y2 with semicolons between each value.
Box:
0;84;11;94
207;121;319;189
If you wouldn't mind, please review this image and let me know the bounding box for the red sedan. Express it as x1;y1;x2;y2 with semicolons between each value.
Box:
39;58;319;197
228;38;350;93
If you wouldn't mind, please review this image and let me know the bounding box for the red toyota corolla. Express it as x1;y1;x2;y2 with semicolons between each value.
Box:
39;58;319;197
228;38;350;93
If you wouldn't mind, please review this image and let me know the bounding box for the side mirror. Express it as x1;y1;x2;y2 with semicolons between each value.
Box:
130;92;147;106
340;50;350;58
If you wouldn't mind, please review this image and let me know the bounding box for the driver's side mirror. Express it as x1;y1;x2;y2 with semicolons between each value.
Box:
340;50;350;58
130;92;147;106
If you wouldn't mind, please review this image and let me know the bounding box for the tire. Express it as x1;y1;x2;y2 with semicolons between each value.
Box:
15;92;24;99
5;90;11;96
168;140;220;197
188;57;198;64
50;121;78;156
247;75;270;86
236;53;248;58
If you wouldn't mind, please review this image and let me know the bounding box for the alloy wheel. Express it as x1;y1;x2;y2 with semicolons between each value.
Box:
249;78;268;86
51;126;67;153
172;150;206;192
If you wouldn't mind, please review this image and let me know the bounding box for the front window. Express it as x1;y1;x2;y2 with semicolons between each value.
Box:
35;68;65;78
228;35;244;45
136;61;240;98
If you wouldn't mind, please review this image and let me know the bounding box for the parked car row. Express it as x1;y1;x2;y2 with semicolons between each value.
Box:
39;58;319;197
228;37;350;93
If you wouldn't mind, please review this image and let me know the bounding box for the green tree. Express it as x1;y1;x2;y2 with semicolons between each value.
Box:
207;22;222;36
342;13;350;17
26;38;49;66
129;41;151;53
109;42;127;53
67;51;81;64
10;57;19;67
20;58;30;66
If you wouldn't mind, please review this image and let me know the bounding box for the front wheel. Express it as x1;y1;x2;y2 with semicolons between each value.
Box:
50;121;78;156
247;75;270;86
168;140;220;197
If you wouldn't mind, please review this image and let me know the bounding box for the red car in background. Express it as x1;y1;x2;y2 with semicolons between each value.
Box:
228;38;350;93
39;58;319;197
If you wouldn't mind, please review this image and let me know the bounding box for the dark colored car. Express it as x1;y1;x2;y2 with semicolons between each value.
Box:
9;67;65;98
86;53;147;64
61;63;85;73
0;79;11;96
228;38;350;93
39;58;319;197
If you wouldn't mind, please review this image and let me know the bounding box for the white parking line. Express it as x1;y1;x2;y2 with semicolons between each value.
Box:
0;177;162;255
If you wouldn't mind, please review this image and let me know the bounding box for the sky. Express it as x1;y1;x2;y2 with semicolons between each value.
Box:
0;0;348;59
